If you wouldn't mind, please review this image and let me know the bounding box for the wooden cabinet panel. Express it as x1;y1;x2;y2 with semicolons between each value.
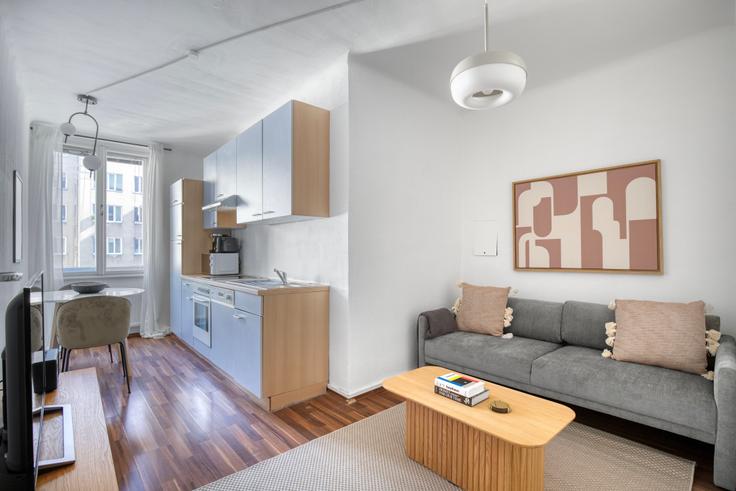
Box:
261;291;329;397
215;139;236;200
236;121;263;223
262;101;293;220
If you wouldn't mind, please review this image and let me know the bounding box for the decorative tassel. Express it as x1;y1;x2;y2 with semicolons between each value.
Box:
605;322;617;337
605;337;615;347
502;333;514;339
707;339;720;356
702;371;714;381
451;297;462;315
602;349;612;358
707;329;722;341
608;300;616;310
503;307;514;328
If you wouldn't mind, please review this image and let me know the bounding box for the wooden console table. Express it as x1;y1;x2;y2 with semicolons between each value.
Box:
37;368;118;490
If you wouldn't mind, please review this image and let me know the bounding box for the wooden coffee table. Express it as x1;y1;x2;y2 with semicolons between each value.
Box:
384;366;575;491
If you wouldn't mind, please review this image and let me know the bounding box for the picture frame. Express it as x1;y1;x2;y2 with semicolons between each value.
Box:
13;170;22;263
512;160;662;274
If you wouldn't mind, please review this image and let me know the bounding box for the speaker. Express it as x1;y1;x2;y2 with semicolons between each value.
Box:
32;348;59;394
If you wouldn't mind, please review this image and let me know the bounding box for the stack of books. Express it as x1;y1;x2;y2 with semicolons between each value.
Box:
434;372;489;407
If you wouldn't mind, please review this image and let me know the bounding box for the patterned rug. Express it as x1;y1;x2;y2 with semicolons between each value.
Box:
198;403;695;491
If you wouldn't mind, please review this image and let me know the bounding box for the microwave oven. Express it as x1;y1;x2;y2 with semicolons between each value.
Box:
204;253;239;276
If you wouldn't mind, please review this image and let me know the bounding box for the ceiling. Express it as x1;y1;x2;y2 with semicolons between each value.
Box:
0;0;596;155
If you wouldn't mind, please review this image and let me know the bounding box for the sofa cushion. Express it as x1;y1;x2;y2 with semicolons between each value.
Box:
531;345;716;436
425;331;561;385
457;284;510;336
507;297;563;344
561;301;613;350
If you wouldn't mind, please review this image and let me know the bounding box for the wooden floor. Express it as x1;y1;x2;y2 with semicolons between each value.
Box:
64;336;721;490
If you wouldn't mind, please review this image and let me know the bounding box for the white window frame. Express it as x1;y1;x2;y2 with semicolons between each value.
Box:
62;140;148;279
107;205;123;223
133;237;143;255
62;236;67;256
106;237;122;256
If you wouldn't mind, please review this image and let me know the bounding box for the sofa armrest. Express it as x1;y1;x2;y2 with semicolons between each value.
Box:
714;334;736;490
417;314;429;367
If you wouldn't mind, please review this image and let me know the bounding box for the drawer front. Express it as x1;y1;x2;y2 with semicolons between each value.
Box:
211;286;235;306
234;291;262;316
192;282;211;297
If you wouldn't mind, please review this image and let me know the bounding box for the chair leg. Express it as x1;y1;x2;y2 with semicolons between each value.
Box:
119;342;131;394
108;344;113;363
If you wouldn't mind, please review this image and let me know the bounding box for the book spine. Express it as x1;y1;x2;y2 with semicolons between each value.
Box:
434;386;472;406
434;378;482;397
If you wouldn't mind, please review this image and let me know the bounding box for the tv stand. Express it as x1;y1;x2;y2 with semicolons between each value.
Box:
36;368;117;490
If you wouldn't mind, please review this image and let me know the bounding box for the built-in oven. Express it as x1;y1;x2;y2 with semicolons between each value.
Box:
192;285;211;347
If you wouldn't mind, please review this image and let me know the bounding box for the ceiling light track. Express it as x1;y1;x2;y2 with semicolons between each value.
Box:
85;0;365;95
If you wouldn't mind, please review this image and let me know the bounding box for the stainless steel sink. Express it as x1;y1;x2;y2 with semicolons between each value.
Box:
224;278;306;289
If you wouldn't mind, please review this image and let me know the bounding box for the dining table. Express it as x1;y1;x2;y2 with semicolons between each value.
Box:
31;287;145;349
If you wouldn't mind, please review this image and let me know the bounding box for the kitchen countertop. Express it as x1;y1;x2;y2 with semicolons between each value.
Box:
181;274;329;296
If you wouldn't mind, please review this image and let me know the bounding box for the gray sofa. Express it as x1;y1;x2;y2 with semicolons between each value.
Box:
417;298;736;490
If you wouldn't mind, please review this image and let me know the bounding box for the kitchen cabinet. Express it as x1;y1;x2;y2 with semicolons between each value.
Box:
210;294;235;374
170;241;181;337
170;203;182;242
231;309;262;397
260;100;330;222
203;152;216;206
180;281;195;346
235;121;263;224
215;140;236;200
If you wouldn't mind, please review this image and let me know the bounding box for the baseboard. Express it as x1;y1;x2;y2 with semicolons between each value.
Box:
328;380;383;399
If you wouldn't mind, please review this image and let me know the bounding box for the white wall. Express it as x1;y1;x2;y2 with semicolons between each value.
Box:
0;22;29;351
460;25;736;336
345;55;464;395
232;58;352;391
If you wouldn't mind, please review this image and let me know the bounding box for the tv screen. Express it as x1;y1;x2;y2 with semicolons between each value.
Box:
1;271;47;489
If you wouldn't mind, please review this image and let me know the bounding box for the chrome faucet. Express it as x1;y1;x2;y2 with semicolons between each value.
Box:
274;268;288;285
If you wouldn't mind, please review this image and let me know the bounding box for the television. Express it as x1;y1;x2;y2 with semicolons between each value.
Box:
0;272;50;489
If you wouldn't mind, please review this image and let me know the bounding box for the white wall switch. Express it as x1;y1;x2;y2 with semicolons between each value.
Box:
472;220;498;256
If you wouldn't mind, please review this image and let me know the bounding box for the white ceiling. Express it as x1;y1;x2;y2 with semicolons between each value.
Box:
0;0;589;155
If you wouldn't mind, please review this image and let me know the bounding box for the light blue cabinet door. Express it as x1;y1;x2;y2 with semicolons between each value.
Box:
180;281;194;346
262;101;292;220
210;301;234;373
203;151;217;205
236;121;263;224
231;310;262;398
216;139;236;200
170;241;181;336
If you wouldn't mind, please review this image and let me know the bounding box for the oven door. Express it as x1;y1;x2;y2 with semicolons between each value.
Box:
192;294;211;347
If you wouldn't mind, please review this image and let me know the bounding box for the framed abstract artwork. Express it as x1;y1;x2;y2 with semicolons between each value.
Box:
513;160;662;273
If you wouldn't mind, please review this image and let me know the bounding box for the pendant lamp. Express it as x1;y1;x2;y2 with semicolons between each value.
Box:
450;1;526;110
60;94;102;171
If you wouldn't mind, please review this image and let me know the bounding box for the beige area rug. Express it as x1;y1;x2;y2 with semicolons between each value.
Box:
198;403;694;491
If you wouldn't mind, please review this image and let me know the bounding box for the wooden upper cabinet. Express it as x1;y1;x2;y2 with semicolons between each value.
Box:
236;121;263;224
215;139;236;200
262;100;330;221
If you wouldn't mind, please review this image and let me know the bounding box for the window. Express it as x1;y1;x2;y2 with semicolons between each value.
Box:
60;172;67;190
61;236;67;256
107;205;122;223
107;238;122;255
60;205;67;223
107;173;123;192
61;147;146;276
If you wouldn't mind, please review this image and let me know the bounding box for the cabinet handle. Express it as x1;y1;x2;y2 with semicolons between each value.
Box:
262;210;275;215
252;212;263;217
171;199;180;205
232;314;245;320
216;193;224;198
185;296;192;301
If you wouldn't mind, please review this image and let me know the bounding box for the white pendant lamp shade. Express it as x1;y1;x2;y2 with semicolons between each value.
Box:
451;51;526;110
83;154;102;172
60;121;76;137
450;1;527;110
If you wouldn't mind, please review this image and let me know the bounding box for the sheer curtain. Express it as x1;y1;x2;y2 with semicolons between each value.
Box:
140;143;168;338
28;122;63;290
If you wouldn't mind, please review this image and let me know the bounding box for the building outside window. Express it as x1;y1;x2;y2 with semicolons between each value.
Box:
61;205;67;223
60;172;67;190
62;236;67;256
107;173;123;192
107;205;122;223
134;175;142;193
134;238;143;255
134;206;142;224
107;237;122;255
